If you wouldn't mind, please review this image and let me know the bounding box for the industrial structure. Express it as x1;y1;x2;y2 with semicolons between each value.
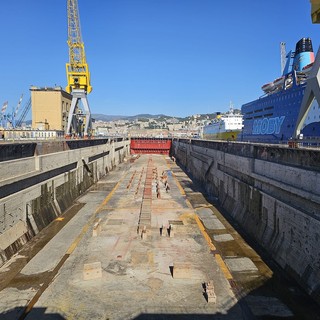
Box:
1;0;92;138
0;95;31;130
65;0;92;137
1;2;320;319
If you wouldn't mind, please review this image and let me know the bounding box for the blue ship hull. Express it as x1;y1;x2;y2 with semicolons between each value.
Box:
239;81;305;143
239;38;319;143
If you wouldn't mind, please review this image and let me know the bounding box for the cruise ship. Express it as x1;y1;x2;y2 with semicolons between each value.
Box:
203;106;243;140
239;38;320;143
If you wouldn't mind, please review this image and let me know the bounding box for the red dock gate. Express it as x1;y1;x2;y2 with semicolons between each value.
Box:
130;137;172;155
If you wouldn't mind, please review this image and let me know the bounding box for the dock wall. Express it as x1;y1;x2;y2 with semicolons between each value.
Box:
172;139;320;303
0;138;130;266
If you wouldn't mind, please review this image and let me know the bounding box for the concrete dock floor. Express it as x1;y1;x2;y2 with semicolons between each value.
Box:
0;155;319;319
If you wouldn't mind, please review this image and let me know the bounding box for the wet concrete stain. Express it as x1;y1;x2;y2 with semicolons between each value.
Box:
0;202;85;292
8;270;52;291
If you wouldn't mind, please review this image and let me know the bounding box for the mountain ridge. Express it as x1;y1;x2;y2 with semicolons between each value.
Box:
92;113;178;121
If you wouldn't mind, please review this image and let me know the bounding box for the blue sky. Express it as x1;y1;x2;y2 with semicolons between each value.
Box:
0;0;319;118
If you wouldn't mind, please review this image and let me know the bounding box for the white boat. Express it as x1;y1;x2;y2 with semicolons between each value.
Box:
203;105;243;140
261;82;275;93
261;76;285;94
273;76;285;88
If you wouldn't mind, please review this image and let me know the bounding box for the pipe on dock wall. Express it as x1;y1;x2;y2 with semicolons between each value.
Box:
0;139;130;266
172;139;320;304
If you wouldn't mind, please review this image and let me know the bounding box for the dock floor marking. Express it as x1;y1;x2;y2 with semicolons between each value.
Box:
193;214;216;251
164;157;186;196
67;174;125;255
215;253;233;280
165;157;234;282
19;173;126;320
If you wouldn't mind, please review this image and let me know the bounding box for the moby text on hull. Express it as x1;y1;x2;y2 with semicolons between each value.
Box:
252;116;285;135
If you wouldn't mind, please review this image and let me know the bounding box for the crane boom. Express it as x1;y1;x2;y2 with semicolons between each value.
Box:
14;94;23;117
280;42;286;75
66;0;92;94
16;98;31;128
65;0;92;137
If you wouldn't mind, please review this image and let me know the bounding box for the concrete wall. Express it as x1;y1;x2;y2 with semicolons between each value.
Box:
0;138;130;266
172;139;320;303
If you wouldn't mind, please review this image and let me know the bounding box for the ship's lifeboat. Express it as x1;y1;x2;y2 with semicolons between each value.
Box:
284;75;293;89
261;82;275;93
302;62;314;74
273;76;285;88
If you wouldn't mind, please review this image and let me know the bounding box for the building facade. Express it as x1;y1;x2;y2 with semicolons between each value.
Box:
31;86;72;131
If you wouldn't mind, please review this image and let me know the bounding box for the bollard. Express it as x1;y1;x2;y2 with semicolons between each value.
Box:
205;280;216;303
92;218;102;237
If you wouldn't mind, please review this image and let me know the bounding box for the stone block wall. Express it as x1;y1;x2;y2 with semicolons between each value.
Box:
0;138;130;266
172;139;320;303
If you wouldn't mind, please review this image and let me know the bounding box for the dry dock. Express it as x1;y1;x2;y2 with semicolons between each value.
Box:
0;154;319;319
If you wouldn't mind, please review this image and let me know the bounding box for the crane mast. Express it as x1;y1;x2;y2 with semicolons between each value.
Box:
65;0;92;137
280;42;286;75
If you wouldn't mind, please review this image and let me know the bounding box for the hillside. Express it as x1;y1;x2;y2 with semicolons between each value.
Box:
92;109;241;122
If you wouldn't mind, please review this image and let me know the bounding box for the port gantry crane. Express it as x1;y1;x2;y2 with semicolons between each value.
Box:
65;0;92;137
0;94;30;129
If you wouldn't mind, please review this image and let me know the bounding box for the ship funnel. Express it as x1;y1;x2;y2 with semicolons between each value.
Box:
292;38;314;71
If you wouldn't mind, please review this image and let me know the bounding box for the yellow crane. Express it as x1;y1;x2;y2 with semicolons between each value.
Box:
310;0;320;23
65;0;92;137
